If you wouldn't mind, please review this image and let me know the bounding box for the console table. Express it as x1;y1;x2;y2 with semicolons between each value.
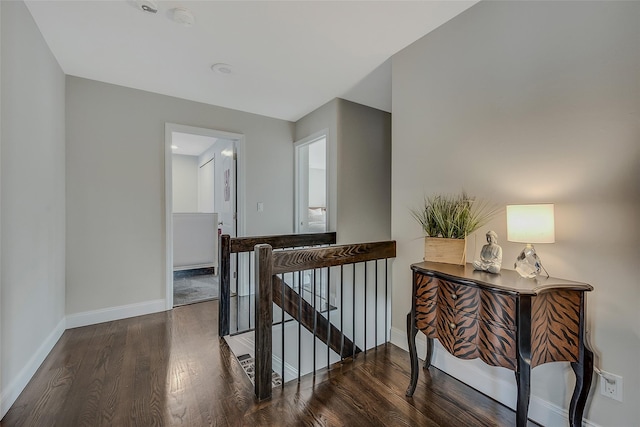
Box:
406;261;594;427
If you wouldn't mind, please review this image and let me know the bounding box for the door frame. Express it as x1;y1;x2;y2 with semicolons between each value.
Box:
164;123;245;310
294;129;329;233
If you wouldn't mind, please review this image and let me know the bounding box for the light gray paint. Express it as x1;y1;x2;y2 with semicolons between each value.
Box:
172;154;199;212
391;1;640;425
337;100;391;243
295;98;391;244
295;99;339;235
1;0;66;414
66;76;294;315
0;1;3;407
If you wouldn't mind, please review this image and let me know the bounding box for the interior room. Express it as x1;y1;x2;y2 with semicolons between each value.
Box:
170;131;228;306
1;1;638;426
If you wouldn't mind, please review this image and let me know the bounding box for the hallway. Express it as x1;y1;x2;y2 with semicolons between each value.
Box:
1;300;536;426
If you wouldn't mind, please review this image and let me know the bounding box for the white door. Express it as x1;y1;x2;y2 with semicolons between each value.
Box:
295;135;327;233
218;139;236;238
218;139;242;296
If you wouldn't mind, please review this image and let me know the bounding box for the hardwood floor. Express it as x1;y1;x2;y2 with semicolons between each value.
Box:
1;301;538;426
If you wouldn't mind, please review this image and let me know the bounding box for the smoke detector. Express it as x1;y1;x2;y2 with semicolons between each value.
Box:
211;63;234;75
171;7;195;27
135;0;158;14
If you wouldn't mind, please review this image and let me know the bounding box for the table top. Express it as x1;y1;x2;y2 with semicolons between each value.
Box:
411;261;593;296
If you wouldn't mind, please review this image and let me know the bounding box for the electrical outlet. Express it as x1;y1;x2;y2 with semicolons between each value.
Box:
599;370;623;402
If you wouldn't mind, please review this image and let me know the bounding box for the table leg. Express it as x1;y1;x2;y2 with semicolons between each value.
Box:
423;337;433;369
406;312;419;397
569;345;594;427
515;361;531;427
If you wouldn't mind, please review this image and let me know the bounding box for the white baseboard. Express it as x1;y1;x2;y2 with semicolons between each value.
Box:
0;316;66;419
65;299;167;329
272;354;299;382
390;327;601;427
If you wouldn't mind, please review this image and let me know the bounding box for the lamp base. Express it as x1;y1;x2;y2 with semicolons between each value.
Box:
514;244;549;278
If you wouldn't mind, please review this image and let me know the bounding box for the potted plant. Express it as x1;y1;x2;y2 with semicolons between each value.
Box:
411;192;498;265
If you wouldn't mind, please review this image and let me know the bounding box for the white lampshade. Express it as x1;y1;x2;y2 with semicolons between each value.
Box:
506;204;555;244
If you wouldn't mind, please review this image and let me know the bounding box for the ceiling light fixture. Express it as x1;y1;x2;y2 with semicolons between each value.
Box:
171;8;195;27
211;63;233;75
171;145;178;150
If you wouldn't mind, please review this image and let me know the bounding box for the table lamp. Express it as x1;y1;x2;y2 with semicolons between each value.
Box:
506;204;555;278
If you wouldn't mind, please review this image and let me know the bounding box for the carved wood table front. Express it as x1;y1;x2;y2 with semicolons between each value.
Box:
406;261;594;427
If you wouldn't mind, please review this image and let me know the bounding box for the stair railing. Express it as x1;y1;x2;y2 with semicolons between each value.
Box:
254;240;396;400
218;232;337;336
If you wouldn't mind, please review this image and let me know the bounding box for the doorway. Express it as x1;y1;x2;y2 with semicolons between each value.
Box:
294;131;330;309
294;132;327;233
165;123;244;309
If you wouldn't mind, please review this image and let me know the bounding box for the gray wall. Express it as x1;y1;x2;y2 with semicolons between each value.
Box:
295;99;339;234
337;100;391;243
66;77;294;315
391;1;640;425
1;0;66;416
296;98;391;244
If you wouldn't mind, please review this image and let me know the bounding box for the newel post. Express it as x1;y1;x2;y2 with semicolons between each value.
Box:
254;244;273;400
218;234;231;337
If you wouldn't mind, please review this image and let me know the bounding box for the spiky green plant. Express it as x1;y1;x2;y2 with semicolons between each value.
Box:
411;192;499;239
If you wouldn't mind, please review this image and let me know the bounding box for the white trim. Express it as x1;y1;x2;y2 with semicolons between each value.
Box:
272;354;299;382
235;135;247;238
165;123;174;309
0;317;66;418
293;129;329;233
164;123;245;310
390;327;602;427
65;299;166;329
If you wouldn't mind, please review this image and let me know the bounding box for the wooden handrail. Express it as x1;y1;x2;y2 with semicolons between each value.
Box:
255;239;396;400
272;241;396;275
219;232;337;337
230;232;336;253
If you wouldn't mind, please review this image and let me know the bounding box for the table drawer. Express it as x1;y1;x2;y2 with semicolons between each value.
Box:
478;320;516;370
416;300;437;336
436;306;479;359
437;279;480;316
479;290;516;329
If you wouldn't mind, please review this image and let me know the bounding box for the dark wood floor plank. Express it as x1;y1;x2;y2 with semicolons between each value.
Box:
1;300;537;427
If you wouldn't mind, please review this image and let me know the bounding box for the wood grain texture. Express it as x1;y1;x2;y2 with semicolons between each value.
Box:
230;232;336;253
1;300;538;427
272;241;396;274
219;233;231;336
424;237;466;265
219;232;336;336
254;244;273;401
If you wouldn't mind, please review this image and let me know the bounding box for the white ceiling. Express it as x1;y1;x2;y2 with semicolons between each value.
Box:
171;132;218;156
25;0;477;122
